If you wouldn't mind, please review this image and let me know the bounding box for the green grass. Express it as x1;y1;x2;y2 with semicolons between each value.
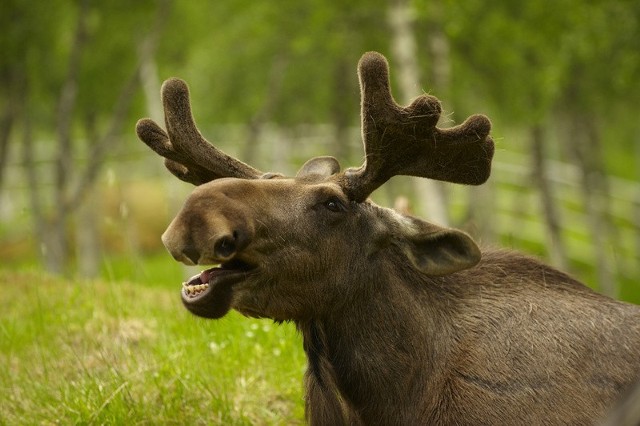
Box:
0;268;306;425
99;251;186;286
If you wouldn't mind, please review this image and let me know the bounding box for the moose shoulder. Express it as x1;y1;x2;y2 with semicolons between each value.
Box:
137;52;640;425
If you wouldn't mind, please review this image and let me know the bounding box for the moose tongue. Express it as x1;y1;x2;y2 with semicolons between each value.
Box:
200;269;212;284
185;267;218;286
199;267;223;284
187;260;251;287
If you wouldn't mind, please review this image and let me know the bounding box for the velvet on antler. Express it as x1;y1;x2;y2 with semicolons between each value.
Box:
338;51;494;202
136;78;263;185
136;52;494;201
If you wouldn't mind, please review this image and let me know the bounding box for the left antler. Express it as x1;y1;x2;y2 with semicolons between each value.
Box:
136;78;263;185
338;52;495;202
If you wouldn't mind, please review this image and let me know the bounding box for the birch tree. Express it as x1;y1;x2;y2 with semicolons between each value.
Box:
388;0;449;225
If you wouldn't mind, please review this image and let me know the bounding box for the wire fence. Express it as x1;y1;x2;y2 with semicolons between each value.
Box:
1;125;638;298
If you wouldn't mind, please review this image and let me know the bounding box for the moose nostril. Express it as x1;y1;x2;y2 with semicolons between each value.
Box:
233;229;250;252
183;247;200;264
214;236;236;259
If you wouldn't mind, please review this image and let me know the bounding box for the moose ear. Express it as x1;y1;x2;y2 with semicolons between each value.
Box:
296;156;341;179
398;219;481;276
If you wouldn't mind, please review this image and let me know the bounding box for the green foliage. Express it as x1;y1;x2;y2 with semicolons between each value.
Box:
0;269;306;424
165;0;389;126
2;0;637;149
0;7;638;410
443;0;640;156
0;5;637;425
4;0;637;169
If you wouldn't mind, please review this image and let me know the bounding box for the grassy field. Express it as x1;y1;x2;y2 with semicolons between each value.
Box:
0;265;306;425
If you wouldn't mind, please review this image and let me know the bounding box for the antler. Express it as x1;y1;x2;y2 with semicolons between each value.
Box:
136;78;262;185
137;53;494;199
338;52;494;202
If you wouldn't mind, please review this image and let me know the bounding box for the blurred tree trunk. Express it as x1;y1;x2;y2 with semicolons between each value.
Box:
23;92;65;272
76;187;101;278
22;103;48;267
425;3;450;103
27;0;165;276
242;53;288;166
0;70;24;194
44;0;91;274
331;55;353;165
530;124;568;270
0;105;11;194
568;112;616;297
388;0;449;225
466;181;495;243
68;68;141;277
74;3;168;277
138;12;165;125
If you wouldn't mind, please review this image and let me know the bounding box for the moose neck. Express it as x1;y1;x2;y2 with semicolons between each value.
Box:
297;258;459;423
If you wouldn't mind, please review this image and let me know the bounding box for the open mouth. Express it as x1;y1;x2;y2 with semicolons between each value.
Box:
182;259;255;300
180;259;255;319
182;269;214;298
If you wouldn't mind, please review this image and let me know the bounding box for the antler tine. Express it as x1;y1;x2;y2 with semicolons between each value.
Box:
340;52;495;203
136;78;262;185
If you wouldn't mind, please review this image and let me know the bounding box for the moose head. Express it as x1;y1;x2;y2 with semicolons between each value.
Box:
136;51;494;321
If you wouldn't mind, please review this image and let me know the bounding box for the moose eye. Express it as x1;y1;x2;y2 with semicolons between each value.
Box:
324;197;346;213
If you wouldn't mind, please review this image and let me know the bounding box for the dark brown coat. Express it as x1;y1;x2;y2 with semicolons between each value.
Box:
136;51;640;425
162;176;640;425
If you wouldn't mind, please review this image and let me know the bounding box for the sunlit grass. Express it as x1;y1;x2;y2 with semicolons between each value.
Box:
0;269;306;425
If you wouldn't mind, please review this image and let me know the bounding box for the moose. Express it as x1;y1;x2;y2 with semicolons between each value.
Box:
137;52;640;425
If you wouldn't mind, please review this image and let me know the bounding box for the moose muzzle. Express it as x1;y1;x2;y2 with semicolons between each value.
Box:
161;203;254;266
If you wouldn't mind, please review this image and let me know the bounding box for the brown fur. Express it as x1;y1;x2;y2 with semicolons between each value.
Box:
161;176;640;425
298;248;640;425
137;51;639;425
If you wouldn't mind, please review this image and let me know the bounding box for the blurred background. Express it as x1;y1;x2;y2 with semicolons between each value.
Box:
1;0;639;301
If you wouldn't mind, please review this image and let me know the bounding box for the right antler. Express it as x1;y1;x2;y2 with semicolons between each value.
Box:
337;52;494;202
136;78;263;185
